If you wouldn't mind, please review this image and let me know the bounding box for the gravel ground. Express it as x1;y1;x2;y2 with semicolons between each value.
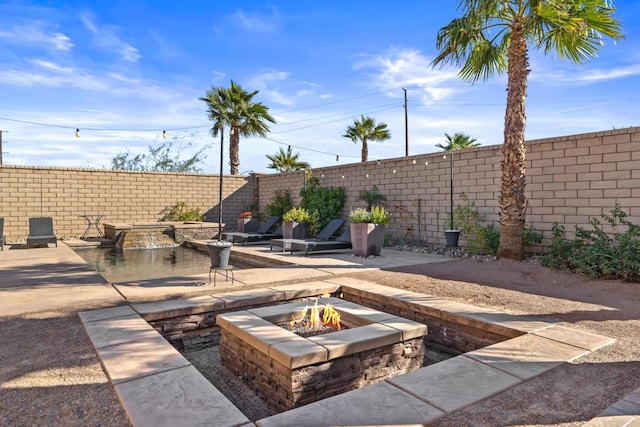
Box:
2;257;638;426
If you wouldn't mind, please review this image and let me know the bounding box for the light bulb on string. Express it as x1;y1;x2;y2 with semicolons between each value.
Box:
163;130;167;139
336;155;339;162
75;129;80;138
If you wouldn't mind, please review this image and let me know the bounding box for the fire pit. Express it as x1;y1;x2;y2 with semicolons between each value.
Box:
217;296;427;412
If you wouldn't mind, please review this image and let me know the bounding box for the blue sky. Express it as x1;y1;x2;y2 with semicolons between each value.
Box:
0;1;638;174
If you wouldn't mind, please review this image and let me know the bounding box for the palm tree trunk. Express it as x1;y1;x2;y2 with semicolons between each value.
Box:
497;25;529;260
229;126;240;175
361;138;368;162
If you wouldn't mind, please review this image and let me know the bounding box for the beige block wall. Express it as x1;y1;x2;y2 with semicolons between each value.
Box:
257;126;640;248
2;126;638;248
0;166;255;241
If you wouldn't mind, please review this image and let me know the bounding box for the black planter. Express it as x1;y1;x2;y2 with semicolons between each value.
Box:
444;230;461;248
208;241;232;267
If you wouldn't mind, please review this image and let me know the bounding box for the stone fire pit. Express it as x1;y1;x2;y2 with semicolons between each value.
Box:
217;297;427;412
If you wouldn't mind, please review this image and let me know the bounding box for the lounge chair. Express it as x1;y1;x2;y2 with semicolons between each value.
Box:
289;229;352;256
0;217;5;250
270;218;345;252
221;216;281;245
27;217;58;248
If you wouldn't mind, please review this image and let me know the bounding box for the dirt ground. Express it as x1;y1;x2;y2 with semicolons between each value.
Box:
1;258;639;426
353;258;640;426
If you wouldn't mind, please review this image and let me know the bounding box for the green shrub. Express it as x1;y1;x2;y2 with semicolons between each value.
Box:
300;175;346;231
542;206;640;281
161;201;203;222
357;185;387;211
265;190;292;219
283;206;311;223
349;206;391;225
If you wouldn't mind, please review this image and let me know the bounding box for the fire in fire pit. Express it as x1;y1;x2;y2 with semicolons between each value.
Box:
284;299;345;337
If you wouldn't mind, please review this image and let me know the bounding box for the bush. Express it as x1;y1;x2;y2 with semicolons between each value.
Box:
161;201;203;222
265;190;292;219
350;206;391;225
283;206;311;223
542;206;640;281
300;175;346;231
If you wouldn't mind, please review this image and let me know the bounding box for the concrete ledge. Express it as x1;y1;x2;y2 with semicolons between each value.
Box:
80;281;615;427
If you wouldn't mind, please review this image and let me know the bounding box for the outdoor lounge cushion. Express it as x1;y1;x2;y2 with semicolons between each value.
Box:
270;218;345;251
289;229;352;256
27;217;58;248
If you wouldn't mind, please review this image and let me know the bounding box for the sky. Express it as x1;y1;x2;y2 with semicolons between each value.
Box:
0;0;639;174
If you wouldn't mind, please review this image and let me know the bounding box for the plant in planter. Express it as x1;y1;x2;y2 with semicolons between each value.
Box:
237;211;258;232
350;206;391;257
282;206;312;239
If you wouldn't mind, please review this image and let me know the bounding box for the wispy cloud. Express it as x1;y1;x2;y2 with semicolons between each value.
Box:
80;13;140;62
228;8;280;33
532;62;640;84
0;21;73;51
353;47;462;103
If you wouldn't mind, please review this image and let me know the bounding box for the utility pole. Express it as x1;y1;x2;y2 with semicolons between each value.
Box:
402;88;408;157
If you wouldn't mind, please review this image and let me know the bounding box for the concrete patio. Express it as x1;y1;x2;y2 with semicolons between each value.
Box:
1;242;638;426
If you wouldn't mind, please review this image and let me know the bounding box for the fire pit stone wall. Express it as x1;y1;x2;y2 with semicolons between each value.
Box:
217;298;427;411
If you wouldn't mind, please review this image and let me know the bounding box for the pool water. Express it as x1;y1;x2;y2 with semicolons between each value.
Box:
74;246;212;283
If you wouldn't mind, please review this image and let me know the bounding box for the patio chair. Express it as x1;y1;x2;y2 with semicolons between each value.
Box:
289;229;352;256
0;217;5;250
270;218;345;252
221;216;281;245
26;217;58;248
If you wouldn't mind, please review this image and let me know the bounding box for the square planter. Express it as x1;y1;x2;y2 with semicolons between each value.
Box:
350;223;385;257
237;218;258;232
282;221;310;239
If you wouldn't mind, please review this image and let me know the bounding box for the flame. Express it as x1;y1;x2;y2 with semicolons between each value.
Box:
289;298;342;331
322;304;342;330
321;290;330;298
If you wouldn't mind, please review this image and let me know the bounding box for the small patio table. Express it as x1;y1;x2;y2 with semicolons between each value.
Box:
80;214;105;239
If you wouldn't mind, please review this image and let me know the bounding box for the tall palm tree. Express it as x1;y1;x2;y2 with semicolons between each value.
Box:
266;146;310;172
200;80;276;175
343;115;391;162
436;132;480;151
432;0;622;260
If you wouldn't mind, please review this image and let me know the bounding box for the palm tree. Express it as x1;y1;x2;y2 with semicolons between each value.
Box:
343;115;391;162
436;132;480;151
200;80;276;175
266;146;310;172
431;0;622;260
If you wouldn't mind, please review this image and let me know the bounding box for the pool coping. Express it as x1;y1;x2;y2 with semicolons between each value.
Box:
79;278;615;427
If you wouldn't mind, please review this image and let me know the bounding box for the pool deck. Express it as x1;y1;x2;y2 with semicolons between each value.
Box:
1;241;638;426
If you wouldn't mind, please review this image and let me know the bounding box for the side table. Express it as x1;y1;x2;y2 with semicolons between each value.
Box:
80;214;105;239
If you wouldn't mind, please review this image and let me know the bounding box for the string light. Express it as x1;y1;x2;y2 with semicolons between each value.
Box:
336;155;339;162
393;169;396;174
75;129;80;138
412;158;416;164
365;173;369;178
425;161;429;166
163;130;167;139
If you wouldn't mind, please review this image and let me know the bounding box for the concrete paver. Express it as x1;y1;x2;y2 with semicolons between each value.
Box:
114;365;250;427
465;333;591;380
387;355;522;413
256;381;445;427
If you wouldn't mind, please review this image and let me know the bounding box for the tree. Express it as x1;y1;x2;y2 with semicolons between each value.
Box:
436;132;480;151
358;185;387;211
266;145;310;172
110;134;206;172
432;0;622;260
200;80;276;175
342;115;391;162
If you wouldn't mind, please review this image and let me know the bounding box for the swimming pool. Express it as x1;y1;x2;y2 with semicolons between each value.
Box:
74;246;211;283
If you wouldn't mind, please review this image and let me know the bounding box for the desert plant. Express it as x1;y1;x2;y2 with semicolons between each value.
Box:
542;206;640;281
358;185;387;211
161;202;203;222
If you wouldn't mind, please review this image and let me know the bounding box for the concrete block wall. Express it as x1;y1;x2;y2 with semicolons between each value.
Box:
257;126;640;248
0;166;254;241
